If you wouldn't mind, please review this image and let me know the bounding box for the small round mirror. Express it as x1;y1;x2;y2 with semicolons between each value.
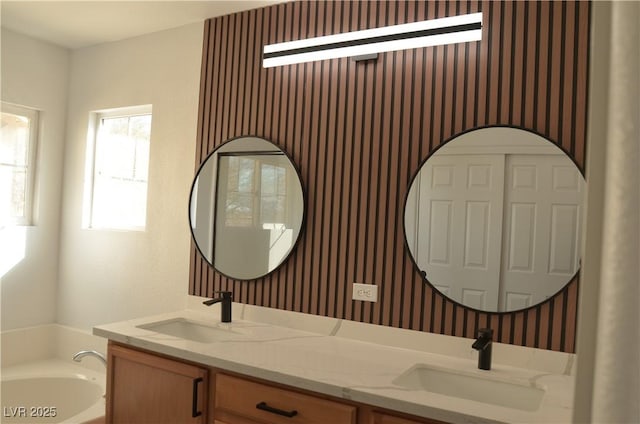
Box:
189;136;304;280
404;127;584;312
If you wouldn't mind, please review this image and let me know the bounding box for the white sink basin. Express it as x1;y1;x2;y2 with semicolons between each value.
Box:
393;364;545;411
137;318;249;343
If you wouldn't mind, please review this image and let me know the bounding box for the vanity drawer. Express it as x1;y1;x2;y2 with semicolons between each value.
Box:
215;373;357;424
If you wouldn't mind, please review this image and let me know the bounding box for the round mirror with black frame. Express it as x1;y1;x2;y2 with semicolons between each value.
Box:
189;136;305;281
404;126;585;313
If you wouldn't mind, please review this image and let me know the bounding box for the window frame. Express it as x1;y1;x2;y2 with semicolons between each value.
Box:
0;102;39;227
84;104;152;231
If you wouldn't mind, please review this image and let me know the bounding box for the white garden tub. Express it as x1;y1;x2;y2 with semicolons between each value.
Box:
1;359;105;423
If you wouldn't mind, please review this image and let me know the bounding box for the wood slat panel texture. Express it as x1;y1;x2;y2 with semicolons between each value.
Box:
190;0;590;353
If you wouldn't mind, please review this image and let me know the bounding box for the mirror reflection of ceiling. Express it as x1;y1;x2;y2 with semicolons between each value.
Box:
189;137;304;280
405;127;585;313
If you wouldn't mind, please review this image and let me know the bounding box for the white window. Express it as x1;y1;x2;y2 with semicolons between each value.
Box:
84;105;152;230
0;103;39;227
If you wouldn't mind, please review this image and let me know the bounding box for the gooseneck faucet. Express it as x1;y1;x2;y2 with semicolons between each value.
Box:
471;328;493;370
203;291;232;323
73;350;107;368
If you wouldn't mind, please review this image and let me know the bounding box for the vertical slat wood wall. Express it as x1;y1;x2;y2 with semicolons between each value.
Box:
190;0;591;353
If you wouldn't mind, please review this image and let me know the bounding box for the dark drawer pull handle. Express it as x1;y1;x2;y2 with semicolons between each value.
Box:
192;377;203;417
256;401;298;418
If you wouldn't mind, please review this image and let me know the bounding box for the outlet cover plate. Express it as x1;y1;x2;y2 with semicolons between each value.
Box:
352;283;378;302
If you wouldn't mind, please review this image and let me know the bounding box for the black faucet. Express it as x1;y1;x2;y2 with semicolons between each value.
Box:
203;291;232;323
471;328;493;370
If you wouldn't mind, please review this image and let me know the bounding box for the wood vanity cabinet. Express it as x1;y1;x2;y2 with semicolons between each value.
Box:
106;343;446;424
106;343;208;423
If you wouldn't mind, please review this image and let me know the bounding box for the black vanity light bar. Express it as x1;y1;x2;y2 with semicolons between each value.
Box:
263;12;482;68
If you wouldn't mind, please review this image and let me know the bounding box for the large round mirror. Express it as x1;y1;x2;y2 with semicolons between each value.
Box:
189;136;304;280
404;127;585;312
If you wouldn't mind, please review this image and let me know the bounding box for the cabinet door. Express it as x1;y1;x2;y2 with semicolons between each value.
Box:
106;343;207;424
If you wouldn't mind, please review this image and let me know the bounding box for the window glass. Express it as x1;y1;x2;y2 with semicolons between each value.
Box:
0;103;38;227
86;106;152;230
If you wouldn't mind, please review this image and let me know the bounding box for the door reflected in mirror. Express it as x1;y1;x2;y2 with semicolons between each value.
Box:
190;137;304;280
404;127;584;312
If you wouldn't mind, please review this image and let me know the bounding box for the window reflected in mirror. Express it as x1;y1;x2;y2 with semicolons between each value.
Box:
189;137;304;281
216;153;296;274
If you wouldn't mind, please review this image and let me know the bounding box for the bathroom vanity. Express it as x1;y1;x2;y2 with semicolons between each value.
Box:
107;342;438;424
94;302;575;424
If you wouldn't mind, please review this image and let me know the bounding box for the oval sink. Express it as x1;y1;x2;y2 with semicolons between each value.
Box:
137;318;249;343
392;364;545;411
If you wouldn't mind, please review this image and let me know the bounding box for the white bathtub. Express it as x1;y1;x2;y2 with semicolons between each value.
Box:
1;359;105;423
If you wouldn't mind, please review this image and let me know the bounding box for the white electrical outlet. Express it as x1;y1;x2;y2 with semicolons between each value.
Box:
352;283;378;302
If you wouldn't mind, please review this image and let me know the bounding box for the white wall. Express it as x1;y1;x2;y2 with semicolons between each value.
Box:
56;23;203;330
1;29;69;330
572;3;610;422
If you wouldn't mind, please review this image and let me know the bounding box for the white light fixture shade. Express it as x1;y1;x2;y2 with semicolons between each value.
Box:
263;12;482;68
